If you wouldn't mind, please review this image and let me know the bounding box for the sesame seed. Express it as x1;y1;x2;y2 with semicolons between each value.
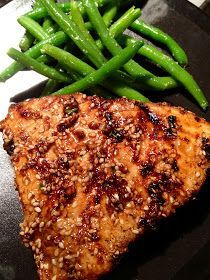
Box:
47;235;51;241
143;205;149;211
64;255;72;260
39;222;45;228
35;207;41;213
46;221;52;227
52;275;57;280
32;202;39;207
169;196;174;203
43;263;49;269
93;248;98;255
119;219;124;225
58;256;63;262
36;174;41;179
27;193;33;200
132;229;139;234
31;222;37;228
52;259;56;266
35;248;40;254
113;193;119;200
58;242;64;249
54;248;59;257
196;172;201;178
25;227;29;233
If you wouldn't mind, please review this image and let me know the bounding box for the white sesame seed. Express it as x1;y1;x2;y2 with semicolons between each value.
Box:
54;248;59;257
46;221;52;227
113;193;119;200
52;259;56;266
52;275;57;280
47;235;51;241
196;172;201;178
169;196;174;203
119;219;124;225
64;255;72;260
35;248;40;254
143;205;149;211
58;257;63;263
39;222;45;228
31;222;37;228
27;193;33;200
132;229;139;234
34;207;41;213
93;248;98;255
58;242;64;249
36;174;41;179
25;227;29;233
33;202;39;207
43;263;49;269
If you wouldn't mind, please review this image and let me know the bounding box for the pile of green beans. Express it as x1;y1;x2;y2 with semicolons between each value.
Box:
0;0;208;110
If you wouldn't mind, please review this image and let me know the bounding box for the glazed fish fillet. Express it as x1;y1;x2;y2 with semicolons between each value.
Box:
0;94;209;280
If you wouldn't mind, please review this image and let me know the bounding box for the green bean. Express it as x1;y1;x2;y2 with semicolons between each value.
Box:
43;17;57;35
83;0;178;91
95;6;140;49
104;78;148;101
41;79;61;96
53;41;147;98
33;0;42;9
70;0;97;50
85;3;117;31
18;0;42;50
40;0;106;68
69;1;139;88
69;5;177;92
25;0;112;21
41;44;95;75
19;31;34;52
131;20;188;66
122;36;208;109
41;44;145;99
87;85;114;98
18;16;48;41
102;2;118;27
110;6;141;38
0;31;67;82
7;48;71;83
36;54;54;64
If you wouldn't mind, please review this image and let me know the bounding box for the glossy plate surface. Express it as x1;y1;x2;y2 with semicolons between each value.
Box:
0;0;210;279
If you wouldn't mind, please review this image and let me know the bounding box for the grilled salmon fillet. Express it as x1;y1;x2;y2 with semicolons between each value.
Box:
0;93;209;280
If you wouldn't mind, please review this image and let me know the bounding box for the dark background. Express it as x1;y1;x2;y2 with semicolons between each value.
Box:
0;0;210;280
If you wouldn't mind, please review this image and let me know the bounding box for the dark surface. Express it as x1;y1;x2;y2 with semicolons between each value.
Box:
0;0;210;280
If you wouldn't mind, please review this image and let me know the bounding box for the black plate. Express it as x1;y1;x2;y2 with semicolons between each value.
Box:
0;1;210;280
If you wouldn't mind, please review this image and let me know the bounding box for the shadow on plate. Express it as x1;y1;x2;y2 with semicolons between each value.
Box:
10;81;46;103
101;178;210;280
